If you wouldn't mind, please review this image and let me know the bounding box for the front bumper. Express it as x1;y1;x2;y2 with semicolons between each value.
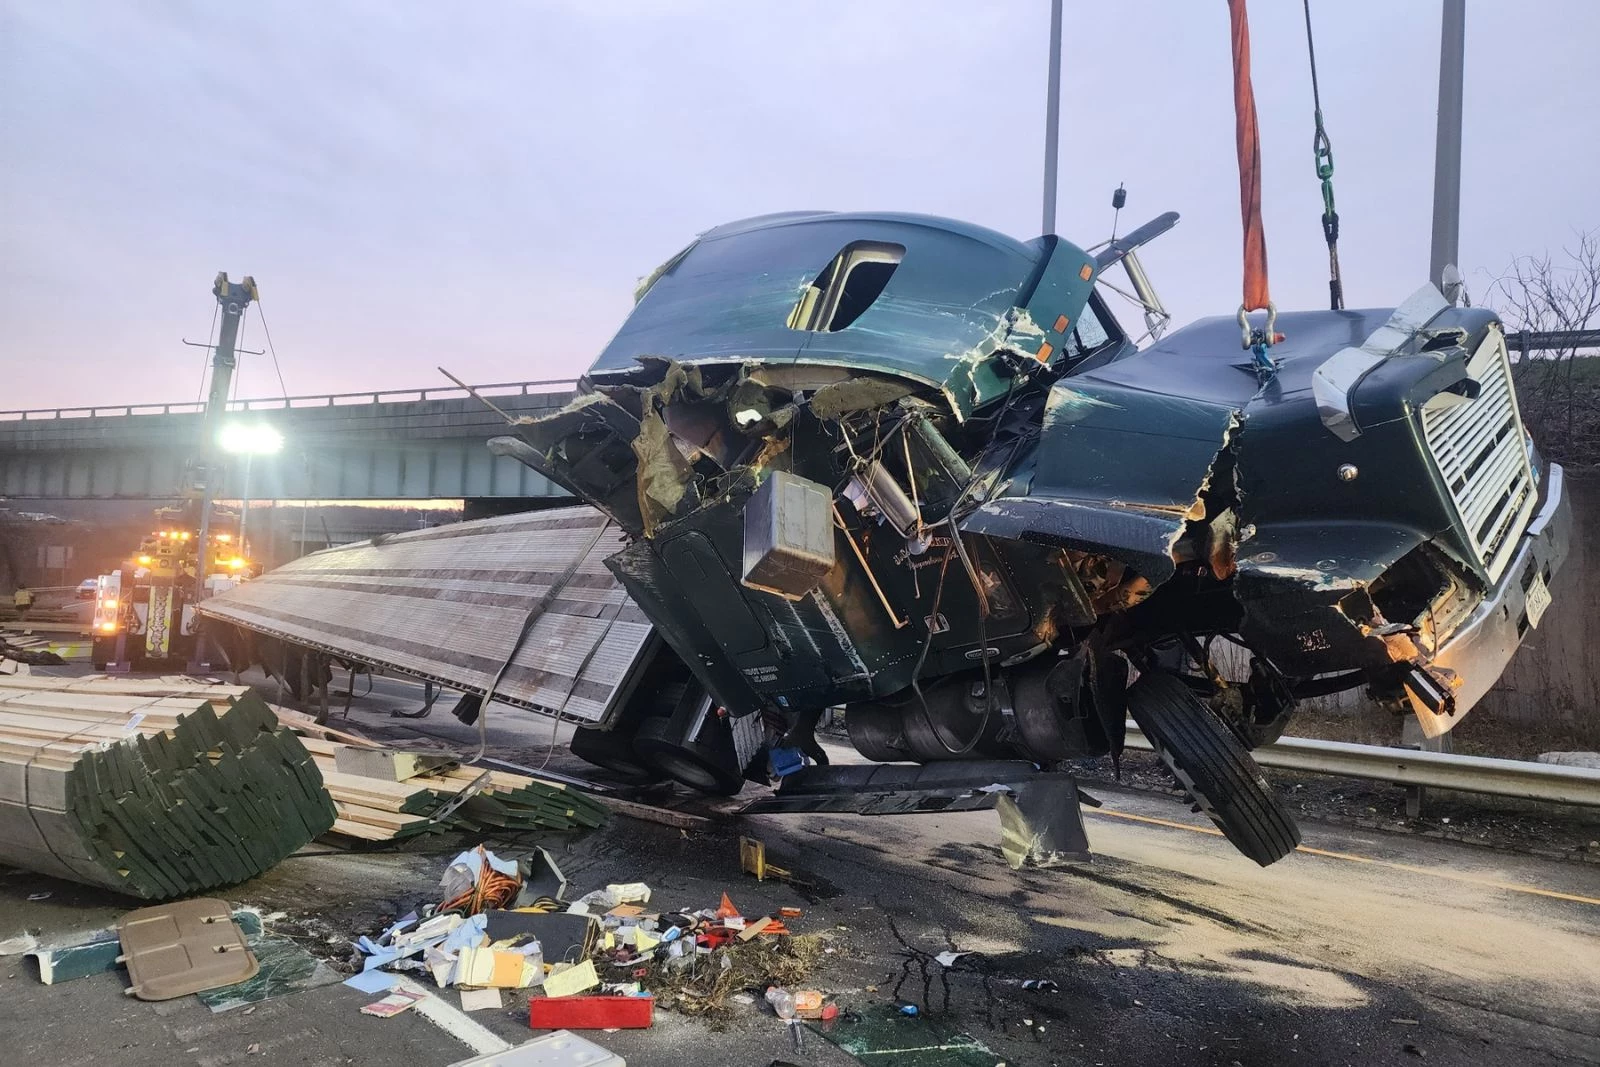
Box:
1422;462;1573;734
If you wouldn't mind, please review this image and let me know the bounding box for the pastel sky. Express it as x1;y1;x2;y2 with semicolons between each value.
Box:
3;1;1595;410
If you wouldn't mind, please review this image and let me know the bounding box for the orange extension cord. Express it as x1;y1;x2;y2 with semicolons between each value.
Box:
438;846;523;915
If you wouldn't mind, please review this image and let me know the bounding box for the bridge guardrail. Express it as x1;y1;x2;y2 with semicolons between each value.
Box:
0;379;578;423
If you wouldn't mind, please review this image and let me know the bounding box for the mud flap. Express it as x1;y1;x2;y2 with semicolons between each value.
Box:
994;775;1091;870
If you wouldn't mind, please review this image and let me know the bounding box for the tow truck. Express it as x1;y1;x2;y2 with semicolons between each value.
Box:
91;273;264;671
90;506;253;670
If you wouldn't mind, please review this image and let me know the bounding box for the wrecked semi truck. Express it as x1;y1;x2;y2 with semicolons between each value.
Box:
495;210;1571;862
204;210;1571;867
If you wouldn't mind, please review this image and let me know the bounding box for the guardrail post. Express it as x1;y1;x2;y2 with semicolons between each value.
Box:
1400;716;1453;817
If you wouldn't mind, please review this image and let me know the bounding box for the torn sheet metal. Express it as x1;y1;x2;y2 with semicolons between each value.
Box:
198;507;654;725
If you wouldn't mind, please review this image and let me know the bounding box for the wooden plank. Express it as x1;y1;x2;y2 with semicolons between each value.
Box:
0;690;336;899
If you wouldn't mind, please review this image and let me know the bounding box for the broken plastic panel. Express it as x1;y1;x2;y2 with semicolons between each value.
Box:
117;898;258;1001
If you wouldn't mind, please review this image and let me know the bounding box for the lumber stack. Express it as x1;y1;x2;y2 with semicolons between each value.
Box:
0;680;336;899
293;734;609;843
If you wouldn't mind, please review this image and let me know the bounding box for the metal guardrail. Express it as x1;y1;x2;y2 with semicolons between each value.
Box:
1504;328;1600;353
1124;723;1600;807
0;379;578;423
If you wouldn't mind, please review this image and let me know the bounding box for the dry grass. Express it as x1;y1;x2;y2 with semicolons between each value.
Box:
642;933;825;1019
1287;705;1598;760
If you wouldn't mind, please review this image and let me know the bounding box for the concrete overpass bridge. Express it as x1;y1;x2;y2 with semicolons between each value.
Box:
0;380;577;504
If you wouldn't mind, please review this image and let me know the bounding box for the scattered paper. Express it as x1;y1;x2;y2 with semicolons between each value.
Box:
425;947;457;988
457;947;540;989
459;988;503;1012
440;914;488;954
360;990;426;1018
343;970;400;994
543;959;600;998
934;951;971;968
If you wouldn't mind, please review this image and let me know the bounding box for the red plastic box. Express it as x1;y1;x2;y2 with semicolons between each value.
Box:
529;994;655;1031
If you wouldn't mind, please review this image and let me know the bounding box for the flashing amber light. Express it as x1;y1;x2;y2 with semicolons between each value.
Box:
99;621;117;632
216;533;232;543
105;598;118;610
179;531;191;540
227;557;247;570
137;554;152;565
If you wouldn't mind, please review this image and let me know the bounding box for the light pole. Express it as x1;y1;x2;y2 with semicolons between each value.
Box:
1430;0;1466;302
219;423;284;566
1042;0;1064;235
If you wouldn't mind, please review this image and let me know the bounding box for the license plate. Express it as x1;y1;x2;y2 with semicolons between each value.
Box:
1525;572;1552;629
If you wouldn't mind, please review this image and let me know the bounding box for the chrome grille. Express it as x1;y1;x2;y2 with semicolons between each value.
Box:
1420;328;1536;583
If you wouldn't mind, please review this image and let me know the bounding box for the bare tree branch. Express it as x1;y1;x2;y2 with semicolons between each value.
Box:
1485;228;1600;466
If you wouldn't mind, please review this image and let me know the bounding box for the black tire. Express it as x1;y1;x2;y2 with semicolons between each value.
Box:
632;714;745;796
569;724;665;784
1126;669;1301;866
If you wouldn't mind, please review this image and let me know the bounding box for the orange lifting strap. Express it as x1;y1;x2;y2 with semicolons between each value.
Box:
1228;0;1271;312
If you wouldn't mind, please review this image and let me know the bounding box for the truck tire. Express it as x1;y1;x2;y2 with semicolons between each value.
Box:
632;713;745;796
1126;669;1301;866
569;725;664;784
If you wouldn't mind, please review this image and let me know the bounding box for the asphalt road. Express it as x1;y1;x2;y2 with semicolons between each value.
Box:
2;672;1596;1066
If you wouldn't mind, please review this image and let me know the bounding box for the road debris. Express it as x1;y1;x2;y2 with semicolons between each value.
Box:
810;1002;996;1066
459;987;503;1012
118;898;257;1000
740;836;793;882
0;681;336;897
528;993;654;1030
345;847;827;1029
292;732;610;841
360;988;427;1017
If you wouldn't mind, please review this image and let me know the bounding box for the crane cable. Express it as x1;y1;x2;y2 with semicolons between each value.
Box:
1225;0;1280;374
1303;0;1344;311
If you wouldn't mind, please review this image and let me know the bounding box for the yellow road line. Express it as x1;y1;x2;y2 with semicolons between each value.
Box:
1087;807;1600;907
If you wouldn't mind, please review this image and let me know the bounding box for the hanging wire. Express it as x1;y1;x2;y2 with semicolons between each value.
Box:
251;296;320;541
254;298;292;400
1303;0;1345;310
